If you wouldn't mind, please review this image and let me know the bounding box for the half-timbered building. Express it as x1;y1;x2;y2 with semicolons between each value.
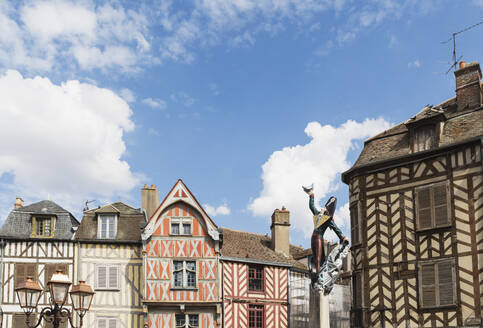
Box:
141;180;221;328
342;61;483;327
0;198;79;328
219;208;310;328
74;201;146;328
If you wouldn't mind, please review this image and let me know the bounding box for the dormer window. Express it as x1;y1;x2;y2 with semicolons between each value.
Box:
414;125;436;152
31;216;54;238
98;214;117;239
170;218;192;235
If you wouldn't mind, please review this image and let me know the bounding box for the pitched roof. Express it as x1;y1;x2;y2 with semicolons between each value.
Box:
0;200;79;240
220;227;307;271
343;99;483;182
75;202;146;243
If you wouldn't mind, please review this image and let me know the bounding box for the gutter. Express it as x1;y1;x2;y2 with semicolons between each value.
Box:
342;135;483;184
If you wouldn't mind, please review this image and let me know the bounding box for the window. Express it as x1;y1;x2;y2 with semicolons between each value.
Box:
98;215;117;239
173;261;196;289
249;304;264;328
175;314;199;328
31;216;54;238
350;202;360;245
96;265;119;290
414;125;436;152
171;218;192;235
13;314;29;328
416;182;450;230
15;263;37;287
97;317;118;328
45;264;68;287
419;260;455;308
248;265;264;292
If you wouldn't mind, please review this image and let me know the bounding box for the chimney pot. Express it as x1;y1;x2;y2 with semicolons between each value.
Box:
144;184;148;188
460;61;466;69
151;184;155;188
14;197;24;209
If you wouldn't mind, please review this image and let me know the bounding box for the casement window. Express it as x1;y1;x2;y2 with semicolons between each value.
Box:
248;265;264;292
97;317;119;328
15;263;37;287
350;202;361;245
415;182;450;230
414;125;436;152
96;265;120;290
419;259;455;308
98;215;117;239
248;304;264;328
173;261;196;288
171;218;192;235
175;314;199;328
31;216;54;238
45;264;68;287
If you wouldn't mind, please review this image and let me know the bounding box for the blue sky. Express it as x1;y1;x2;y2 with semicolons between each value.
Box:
1;0;483;247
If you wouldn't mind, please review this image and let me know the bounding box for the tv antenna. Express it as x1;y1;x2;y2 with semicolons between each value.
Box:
442;20;483;74
83;200;96;211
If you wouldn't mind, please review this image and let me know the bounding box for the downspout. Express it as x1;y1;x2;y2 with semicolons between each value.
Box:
0;238;4;328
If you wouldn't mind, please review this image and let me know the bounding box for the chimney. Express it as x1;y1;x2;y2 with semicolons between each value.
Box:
454;61;482;111
271;207;290;256
14;197;23;209
141;184;159;220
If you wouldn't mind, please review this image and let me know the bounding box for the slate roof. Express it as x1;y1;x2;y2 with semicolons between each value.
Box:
342;97;483;183
75;202;146;243
0;200;79;240
220;227;308;271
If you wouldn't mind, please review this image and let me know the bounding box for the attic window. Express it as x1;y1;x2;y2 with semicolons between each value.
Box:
171;218;192;236
414;125;436;152
98;214;117;239
31;216;54;238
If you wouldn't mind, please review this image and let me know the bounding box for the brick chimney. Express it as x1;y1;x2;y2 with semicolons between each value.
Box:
455;61;482;110
14;197;23;209
271;207;290;256
141;184;159;220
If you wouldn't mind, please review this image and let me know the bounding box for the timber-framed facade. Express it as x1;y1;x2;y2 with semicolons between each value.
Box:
0;199;79;328
343;61;483;327
74;201;147;328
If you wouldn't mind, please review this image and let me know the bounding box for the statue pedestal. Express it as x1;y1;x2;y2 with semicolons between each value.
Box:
309;289;330;328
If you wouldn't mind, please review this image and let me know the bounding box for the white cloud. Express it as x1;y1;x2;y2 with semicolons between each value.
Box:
170;92;195;107
388;34;398;48
208;83;220;96
148;128;160;136
0;69;141;214
0;1;150;72
120;88;136;103
248;118;391;237
143;97;167;109
408;60;421;68
204;202;231;217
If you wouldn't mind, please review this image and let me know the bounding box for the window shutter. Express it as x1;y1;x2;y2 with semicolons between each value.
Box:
15;264;26;287
45;264;68;287
354;272;362;308
417;188;432;229
438;261;454;305
108;319;117;328
98;318;107;328
421;264;436;307
433;184;449;227
97;266;107;289
108;266;119;289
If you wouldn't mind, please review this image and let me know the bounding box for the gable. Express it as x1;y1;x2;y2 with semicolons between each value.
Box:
142;180;219;241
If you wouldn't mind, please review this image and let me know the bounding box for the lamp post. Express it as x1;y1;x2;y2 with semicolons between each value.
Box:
15;271;94;328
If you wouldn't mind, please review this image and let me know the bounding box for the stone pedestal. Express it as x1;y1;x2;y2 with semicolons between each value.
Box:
309;289;330;328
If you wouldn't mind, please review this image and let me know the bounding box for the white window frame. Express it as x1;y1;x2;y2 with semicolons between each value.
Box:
175;313;199;328
96;316;119;328
172;260;197;289
97;214;118;239
170;217;193;236
95;264;120;290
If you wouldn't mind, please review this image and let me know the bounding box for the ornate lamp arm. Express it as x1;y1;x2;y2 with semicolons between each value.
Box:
25;307;51;328
60;307;85;328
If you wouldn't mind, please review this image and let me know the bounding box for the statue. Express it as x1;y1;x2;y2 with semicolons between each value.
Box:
303;184;349;294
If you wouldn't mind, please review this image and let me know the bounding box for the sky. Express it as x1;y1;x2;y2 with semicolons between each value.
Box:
1;0;483;248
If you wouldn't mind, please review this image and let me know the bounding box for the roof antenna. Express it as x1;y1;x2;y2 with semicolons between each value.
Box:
441;20;483;74
83;200;96;211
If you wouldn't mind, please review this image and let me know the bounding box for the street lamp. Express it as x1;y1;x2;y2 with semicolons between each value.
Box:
15;271;94;328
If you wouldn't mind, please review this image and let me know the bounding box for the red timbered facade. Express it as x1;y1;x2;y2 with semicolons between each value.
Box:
141;180;221;328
